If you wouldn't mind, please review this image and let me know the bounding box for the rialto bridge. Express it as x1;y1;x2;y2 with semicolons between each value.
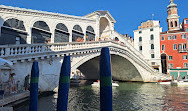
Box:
0;5;170;91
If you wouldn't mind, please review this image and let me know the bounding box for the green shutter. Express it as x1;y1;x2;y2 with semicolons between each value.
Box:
170;72;178;79
180;72;187;79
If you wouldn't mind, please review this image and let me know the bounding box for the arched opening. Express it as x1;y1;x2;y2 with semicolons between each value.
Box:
32;21;51;43
151;44;154;49
115;37;119;41
55;23;69;43
150;34;154;40
0;18;27;45
77;55;143;81
72;25;84;42
161;54;167;74
86;26;95;41
171;21;173;27
175;21;177;27
99;17;110;39
139;37;142;42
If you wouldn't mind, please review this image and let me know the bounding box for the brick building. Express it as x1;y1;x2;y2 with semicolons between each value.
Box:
160;0;188;78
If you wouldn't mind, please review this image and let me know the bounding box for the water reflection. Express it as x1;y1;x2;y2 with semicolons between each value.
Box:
15;82;188;111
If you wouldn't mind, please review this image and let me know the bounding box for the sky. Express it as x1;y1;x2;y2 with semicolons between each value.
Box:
0;0;188;37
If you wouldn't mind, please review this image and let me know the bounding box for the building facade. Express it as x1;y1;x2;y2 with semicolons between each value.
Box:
160;0;188;77
134;20;162;73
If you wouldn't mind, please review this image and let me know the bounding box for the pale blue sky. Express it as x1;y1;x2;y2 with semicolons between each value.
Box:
0;0;188;37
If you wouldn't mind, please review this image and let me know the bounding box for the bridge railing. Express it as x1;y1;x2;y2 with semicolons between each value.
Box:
0;41;111;57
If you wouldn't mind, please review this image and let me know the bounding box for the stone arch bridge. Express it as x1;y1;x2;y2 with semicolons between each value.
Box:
0;41;169;91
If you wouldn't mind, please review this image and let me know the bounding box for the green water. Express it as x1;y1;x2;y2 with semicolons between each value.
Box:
15;82;188;111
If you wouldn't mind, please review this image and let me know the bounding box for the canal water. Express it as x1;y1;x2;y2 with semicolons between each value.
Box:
15;82;188;111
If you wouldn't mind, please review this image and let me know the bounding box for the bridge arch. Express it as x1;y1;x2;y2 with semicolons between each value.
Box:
32;21;51;43
86;26;95;41
54;23;69;43
0;18;27;45
99;17;111;39
72;25;84;42
71;50;144;82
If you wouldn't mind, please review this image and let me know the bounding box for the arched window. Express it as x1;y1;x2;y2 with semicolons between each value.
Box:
139;46;142;51
55;23;69;43
150;34;154;40
115;37;119;41
139;37;142;42
0;18;27;45
175;21;178;27
72;25;84;42
32;21;51;43
171;21;173;27
86;26;95;41
151;44;154;49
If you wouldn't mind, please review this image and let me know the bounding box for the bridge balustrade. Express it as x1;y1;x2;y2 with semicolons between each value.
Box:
0;41;112;57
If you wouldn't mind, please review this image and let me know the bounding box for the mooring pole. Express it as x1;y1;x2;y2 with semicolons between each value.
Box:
100;47;113;111
29;62;39;111
57;55;71;111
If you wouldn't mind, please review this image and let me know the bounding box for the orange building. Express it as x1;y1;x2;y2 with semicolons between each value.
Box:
160;0;188;77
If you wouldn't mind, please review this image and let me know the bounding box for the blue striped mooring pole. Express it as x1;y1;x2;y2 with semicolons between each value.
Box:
29;62;39;111
100;47;113;111
57;55;71;111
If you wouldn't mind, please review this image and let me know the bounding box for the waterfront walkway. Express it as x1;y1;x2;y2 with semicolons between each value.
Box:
0;90;29;107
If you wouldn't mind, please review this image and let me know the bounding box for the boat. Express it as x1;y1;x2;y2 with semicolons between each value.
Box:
171;80;188;87
91;81;119;88
157;80;171;85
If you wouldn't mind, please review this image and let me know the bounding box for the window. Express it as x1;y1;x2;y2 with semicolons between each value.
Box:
150;34;154;40
169;63;173;69
173;35;177;40
151;54;155;58
183;63;188;68
162;45;165;51
151;62;155;65
171;21;173;27
175;21;177;27
151;44;154;49
186;20;188;24
181;34;186;39
183;55;187;60
139;46;142;51
161;36;164;41
150;28;153;31
168;36;171;40
173;44;177;50
178;44;183;51
16;37;20;45
139;31;142;34
139;37;142;42
169;56;173;60
183;44;187;50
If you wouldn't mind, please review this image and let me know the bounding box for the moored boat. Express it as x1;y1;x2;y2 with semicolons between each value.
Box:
91;81;119;88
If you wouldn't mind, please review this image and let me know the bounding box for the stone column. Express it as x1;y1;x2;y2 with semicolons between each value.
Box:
26;27;32;44
51;29;55;43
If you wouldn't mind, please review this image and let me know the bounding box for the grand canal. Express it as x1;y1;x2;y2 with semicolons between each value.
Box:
15;82;188;111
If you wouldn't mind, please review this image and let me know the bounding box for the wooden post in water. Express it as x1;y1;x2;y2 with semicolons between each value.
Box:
100;47;112;111
57;55;71;111
29;62;39;111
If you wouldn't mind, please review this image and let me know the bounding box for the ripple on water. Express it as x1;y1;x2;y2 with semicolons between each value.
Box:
15;82;188;111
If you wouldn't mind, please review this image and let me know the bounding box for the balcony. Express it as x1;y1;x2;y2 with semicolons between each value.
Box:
178;48;188;53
